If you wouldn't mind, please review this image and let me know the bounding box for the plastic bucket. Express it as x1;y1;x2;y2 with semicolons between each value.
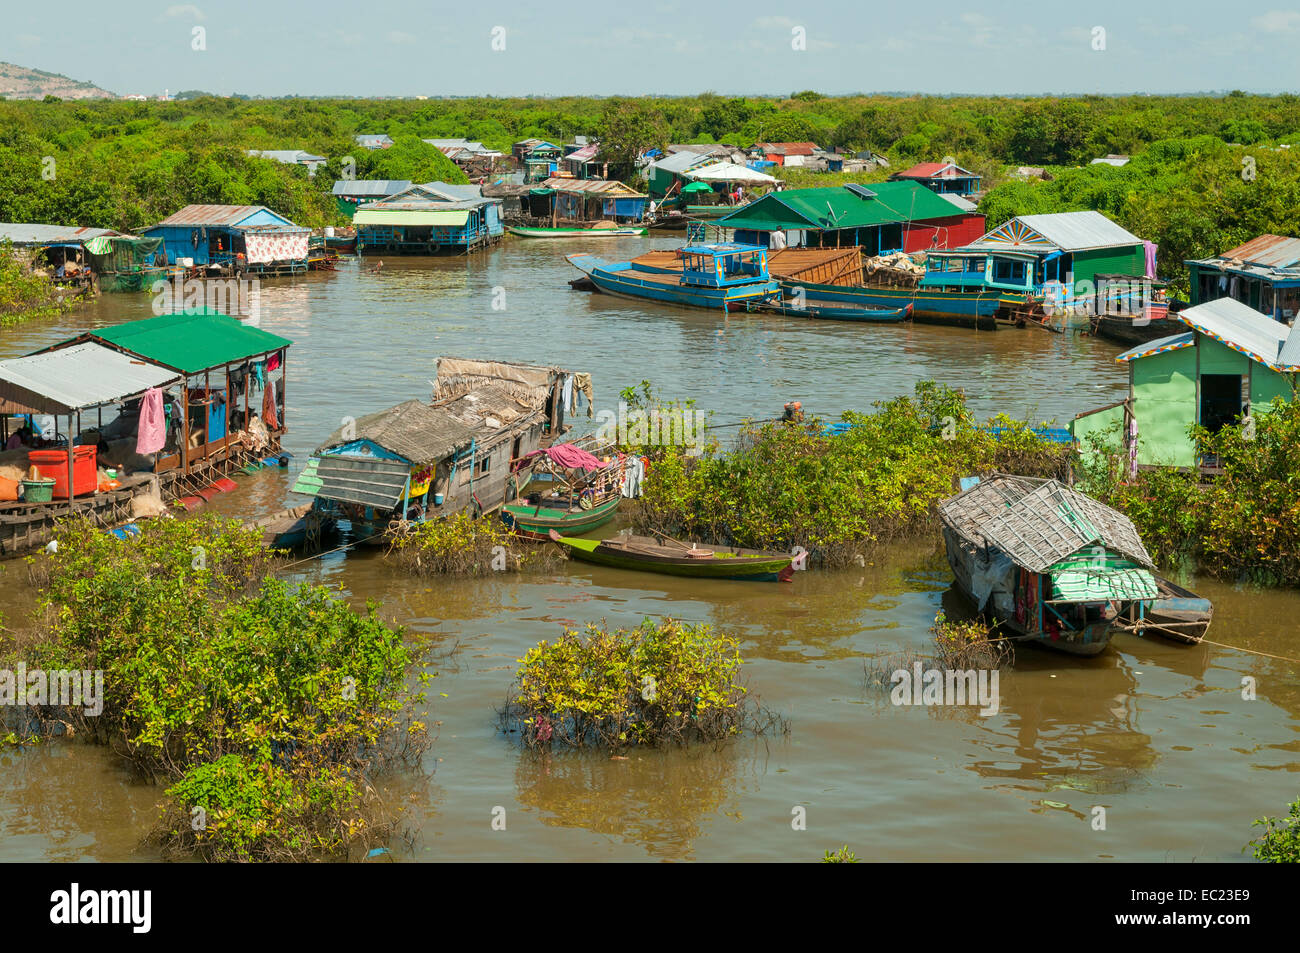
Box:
433;493;444;505
22;478;55;503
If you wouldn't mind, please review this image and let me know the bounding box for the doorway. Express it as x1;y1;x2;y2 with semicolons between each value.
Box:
1199;374;1244;432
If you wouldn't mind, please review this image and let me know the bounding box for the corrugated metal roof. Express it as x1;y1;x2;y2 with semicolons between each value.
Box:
753;142;818;156
651;151;715;175
247;149;326;164
540;177;644;196
1175;297;1298;371
152;205;282;228
565;144;600;162
717;181;972;232
75;309;292;374
1115;331;1194;363
0;223;124;245
1212;234;1300;270
421;181;486;202
969;211;1141;253
896;162;975;179
0;342;180;415
936;192;979;212
331;179;411;197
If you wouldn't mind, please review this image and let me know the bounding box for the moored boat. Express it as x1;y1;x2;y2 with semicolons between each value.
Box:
938;474;1160;656
549;530;795;581
750;297;912;323
508;225;647;238
566;242;780;312
503;440;626;540
1115;574;1213;644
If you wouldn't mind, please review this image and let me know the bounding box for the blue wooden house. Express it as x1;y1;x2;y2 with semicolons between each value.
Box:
353;184;503;254
141;205;310;275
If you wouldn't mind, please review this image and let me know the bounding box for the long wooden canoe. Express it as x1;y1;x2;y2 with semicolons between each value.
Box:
508;225;647;238
549;530;794;581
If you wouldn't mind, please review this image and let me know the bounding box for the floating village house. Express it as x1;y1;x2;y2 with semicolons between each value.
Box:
352;183;503;254
141;205;311;276
423;139;505;178
890;161;982;197
44;310;292;485
746;142;820;167
512;140;563;183
955;211;1150;295
331;179;412;218
1186;234;1300;324
1071;297;1300;470
246;149;328;176
355;133;393;150
293;357;587;539
529;178;647;224
0;342;183;554
0;223;169;294
560;143;605;180
647;152;778;202
714;182;985;254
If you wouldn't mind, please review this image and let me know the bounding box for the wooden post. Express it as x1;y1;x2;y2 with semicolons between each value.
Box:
279;352;286;443
67;413;76;515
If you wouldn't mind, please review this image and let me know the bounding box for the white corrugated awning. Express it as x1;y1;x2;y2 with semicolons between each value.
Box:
0;343;181;415
352;208;472;226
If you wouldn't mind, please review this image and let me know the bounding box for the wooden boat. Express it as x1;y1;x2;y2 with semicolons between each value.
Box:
566;243;780;312
504;495;621;540
549;530;795;581
1089;310;1185;347
246;502;336;550
508;225;647;238
1115;575;1213;644
939;474;1161;657
750;298;912;323
777;279;1009;330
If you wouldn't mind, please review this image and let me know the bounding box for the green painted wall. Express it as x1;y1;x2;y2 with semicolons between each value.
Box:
1197;336;1250;376
1252;367;1295;409
1072;245;1147;285
1133;346;1198;467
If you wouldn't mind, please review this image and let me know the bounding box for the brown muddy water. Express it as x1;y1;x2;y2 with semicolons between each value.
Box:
1;237;1297;862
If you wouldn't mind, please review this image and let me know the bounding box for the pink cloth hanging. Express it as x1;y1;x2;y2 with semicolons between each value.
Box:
136;388;166;455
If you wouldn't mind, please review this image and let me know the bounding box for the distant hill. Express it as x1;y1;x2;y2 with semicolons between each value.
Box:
0;62;115;100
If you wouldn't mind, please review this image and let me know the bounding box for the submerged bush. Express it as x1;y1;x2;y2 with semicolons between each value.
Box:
931;612;1013;669
1247;797;1300;863
386;511;560;575
502;618;784;749
6;515;431;862
628;380;1070;566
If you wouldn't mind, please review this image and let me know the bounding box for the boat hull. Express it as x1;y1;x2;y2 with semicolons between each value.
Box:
552;533;793;581
569;254;779;312
752;299;912;323
942;526;1116;657
503;495;621;540
778;279;1007;329
508;226;647;238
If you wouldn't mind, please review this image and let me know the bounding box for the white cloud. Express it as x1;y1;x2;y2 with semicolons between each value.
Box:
165;4;206;20
1251;10;1300;32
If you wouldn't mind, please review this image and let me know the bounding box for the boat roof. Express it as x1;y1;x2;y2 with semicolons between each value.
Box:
939;474;1154;572
680;242;765;256
315;399;473;463
0;342;181;416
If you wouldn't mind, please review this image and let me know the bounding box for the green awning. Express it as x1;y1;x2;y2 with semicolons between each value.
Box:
69;309;291;375
1049;555;1158;602
529;188;555;196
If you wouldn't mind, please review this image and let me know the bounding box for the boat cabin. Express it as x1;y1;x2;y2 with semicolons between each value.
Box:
679;243;770;288
919;249;1038;295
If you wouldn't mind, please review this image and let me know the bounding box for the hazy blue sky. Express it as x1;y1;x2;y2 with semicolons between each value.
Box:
3;1;1298;97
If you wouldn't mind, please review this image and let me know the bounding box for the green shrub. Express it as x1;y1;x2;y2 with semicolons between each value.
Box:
386;511;558;575
1247;797;1300;863
504;618;780;749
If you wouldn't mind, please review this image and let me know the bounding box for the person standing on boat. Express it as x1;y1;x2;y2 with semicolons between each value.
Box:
769;229;787;251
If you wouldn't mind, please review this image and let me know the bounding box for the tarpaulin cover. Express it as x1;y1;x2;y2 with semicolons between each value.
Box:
527;443;604;471
243;231;309;264
1049;555;1157;602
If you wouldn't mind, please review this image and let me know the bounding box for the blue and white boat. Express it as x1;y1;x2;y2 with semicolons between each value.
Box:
567;243;780;312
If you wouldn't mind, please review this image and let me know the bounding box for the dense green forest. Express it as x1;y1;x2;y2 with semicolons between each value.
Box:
2;92;1299;288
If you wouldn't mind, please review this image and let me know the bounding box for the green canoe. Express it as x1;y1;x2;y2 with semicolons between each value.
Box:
507;225;647;238
502;495;621;541
549;531;794;581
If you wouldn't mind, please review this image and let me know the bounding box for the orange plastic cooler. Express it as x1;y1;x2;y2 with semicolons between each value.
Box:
29;446;98;499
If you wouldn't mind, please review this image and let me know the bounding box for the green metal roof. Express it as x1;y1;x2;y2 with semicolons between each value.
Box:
78;309;291;374
716;181;968;232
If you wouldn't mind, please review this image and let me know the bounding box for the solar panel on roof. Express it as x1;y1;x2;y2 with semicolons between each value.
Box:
845;184;877;200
